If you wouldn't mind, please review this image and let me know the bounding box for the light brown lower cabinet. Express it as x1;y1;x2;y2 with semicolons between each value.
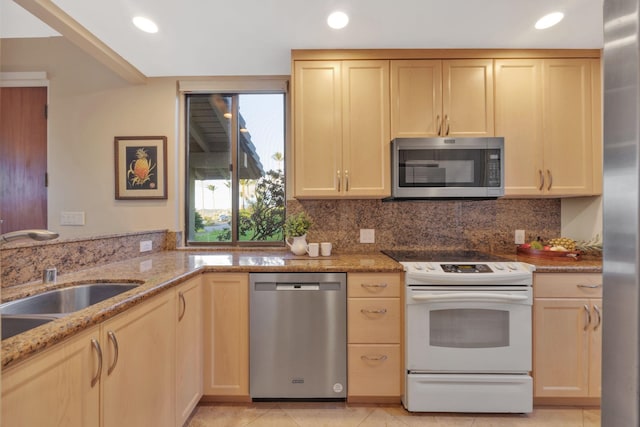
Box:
533;273;602;402
202;273;250;399
2;283;188;427
347;272;402;401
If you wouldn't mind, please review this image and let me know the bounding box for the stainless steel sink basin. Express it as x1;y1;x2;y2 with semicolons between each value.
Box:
0;283;140;316
1;315;56;340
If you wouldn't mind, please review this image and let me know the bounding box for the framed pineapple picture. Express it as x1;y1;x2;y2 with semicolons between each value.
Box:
114;136;167;200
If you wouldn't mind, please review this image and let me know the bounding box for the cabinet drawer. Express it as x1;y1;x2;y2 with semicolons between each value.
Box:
348;298;400;343
348;273;401;298
348;344;400;397
534;273;602;298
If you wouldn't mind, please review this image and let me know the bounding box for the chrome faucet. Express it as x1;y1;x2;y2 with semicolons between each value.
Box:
0;229;59;244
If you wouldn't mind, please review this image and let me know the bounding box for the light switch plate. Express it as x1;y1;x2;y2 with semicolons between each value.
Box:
360;229;375;244
140;240;153;252
60;211;85;226
515;229;525;245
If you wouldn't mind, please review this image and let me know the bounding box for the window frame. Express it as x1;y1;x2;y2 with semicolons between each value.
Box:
179;77;289;247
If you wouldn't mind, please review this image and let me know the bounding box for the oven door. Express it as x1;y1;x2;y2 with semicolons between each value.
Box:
406;286;532;373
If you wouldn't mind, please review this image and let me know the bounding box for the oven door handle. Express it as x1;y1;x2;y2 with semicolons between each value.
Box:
410;292;529;302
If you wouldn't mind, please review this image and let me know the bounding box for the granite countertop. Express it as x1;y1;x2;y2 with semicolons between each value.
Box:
0;249;601;369
1;250;402;369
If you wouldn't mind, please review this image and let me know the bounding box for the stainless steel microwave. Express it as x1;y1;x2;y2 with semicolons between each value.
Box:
391;137;504;199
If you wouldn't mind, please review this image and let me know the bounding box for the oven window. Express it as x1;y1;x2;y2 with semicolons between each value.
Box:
430;308;509;348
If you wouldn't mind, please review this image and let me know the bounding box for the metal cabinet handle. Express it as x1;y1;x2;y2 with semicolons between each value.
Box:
345;170;349;192
107;331;119;375
444;114;450;135
538;170;545;191
577;284;602;289
436;115;442;135
583;304;591;331
178;291;186;321
546;169;553;191
361;308;387;314
91;339;103;388
337;170;341;192
361;283;388;289
361;354;388;362
593;304;602;331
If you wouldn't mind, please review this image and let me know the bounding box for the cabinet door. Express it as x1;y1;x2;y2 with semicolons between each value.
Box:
2;326;100;427
533;298;590;397
443;59;494;137
543;59;594;195
342;60;391;197
101;291;175;427
589;299;602;398
495;59;545;196
203;273;249;397
391;60;442;137
176;277;203;425
293;61;342;197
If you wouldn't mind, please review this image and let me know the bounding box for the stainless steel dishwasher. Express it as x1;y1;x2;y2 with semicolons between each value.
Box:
249;272;346;400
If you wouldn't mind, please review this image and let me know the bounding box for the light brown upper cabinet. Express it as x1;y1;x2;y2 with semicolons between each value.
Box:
391;59;494;138
495;58;602;196
293;60;390;198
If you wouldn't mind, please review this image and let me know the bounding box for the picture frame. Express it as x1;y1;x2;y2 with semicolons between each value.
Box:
114;136;167;200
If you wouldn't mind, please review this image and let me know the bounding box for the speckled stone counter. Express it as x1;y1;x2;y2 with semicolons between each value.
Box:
1;250;402;369
496;253;603;273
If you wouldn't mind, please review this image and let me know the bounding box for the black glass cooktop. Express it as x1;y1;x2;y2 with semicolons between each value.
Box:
381;250;511;263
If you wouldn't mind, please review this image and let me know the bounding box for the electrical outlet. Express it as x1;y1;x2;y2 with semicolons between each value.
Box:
360;229;375;244
60;211;85;226
140;240;153;252
515;229;525;245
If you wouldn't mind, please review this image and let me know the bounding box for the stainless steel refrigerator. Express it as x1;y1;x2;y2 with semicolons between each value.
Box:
603;0;640;425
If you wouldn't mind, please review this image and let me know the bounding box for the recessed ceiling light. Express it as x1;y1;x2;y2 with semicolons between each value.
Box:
327;11;349;30
132;16;159;34
535;12;564;30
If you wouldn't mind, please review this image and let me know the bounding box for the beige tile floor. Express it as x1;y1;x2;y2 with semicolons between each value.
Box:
187;402;600;427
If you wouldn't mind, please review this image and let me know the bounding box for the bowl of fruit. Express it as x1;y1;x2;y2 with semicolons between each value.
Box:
517;237;581;260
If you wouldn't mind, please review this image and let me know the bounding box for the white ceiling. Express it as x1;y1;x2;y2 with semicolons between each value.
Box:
1;0;604;77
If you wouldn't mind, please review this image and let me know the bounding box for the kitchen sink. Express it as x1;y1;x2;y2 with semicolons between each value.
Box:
0;283;141;317
1;315;57;340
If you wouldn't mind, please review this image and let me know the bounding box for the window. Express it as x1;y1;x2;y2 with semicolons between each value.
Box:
185;90;286;245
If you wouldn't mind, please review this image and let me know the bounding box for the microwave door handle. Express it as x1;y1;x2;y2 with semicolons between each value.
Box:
411;292;529;302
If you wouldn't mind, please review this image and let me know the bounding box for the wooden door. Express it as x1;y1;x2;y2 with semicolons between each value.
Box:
495;59;545;195
443;59;494;137
533;298;590;397
390;60;442;137
293;61;342;197
176;277;203;426
543;59;594;195
202;273;249;397
0;87;48;233
341;60;390;197
101;292;175;427
2;327;100;427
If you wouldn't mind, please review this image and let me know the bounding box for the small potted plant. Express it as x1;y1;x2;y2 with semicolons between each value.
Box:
284;212;312;255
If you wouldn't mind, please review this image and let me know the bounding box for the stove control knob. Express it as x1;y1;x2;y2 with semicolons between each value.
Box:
425;263;436;271
493;263;505;270
507;263;518;271
414;264;424;271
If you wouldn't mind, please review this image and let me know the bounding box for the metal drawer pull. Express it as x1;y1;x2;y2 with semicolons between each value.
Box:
546;169;553;191
361;354;388;362
345;170;350;192
91;339;102;388
337;170;341;192
436;115;442;135
178;291;186;321
361;308;387;314
412;293;528;302
593;304;602;331
584;305;591;331
107;331;119;375
361;283;388;289
577;284;602;289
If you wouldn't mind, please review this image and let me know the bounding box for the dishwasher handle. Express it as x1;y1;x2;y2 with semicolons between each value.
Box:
276;283;320;291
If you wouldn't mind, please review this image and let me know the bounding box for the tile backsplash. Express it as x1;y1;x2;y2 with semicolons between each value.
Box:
287;198;561;254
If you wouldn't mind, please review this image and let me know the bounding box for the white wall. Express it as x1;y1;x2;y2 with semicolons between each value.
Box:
1;37;180;238
561;196;603;241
